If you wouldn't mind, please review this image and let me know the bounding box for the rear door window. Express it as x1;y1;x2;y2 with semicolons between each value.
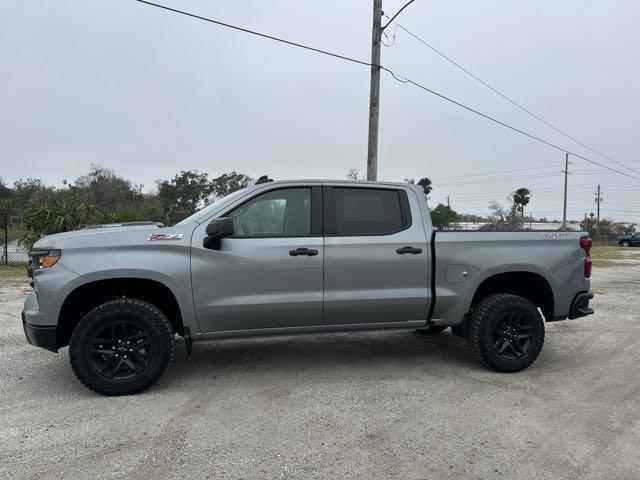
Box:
325;187;409;235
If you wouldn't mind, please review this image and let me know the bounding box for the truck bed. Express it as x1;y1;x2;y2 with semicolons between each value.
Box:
431;230;589;326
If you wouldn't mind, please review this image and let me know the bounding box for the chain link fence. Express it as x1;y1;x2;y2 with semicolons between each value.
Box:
1;215;28;265
591;233;621;246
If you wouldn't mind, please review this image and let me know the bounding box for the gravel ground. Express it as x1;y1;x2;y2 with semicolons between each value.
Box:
1;252;638;480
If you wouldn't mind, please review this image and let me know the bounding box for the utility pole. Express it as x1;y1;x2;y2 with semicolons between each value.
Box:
446;195;450;207
561;152;569;230
595;184;602;234
366;0;382;181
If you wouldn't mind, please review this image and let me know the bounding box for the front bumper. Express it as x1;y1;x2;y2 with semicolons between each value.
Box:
22;312;58;352
568;291;594;320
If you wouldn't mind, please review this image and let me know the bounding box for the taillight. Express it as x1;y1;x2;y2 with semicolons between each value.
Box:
580;237;592;278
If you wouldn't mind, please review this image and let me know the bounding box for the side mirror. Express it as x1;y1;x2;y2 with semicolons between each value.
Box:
203;217;234;250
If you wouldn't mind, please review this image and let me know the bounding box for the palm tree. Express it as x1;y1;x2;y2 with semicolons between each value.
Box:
417;177;433;196
21;196;93;251
513;188;531;218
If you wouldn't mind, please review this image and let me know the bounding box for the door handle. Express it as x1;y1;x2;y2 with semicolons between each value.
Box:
396;246;422;254
289;248;318;256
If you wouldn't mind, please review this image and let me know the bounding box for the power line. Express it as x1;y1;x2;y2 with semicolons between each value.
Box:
433;163;559;181
386;17;640;176
135;0;371;67
135;0;640;182
380;68;640;181
438;172;562;187
388;94;632;181
382;0;416;31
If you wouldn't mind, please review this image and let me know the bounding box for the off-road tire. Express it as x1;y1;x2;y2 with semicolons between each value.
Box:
468;293;544;372
415;325;448;335
622;241;630;247
69;299;174;396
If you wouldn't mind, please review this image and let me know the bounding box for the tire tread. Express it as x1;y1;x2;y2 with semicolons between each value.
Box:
69;298;174;396
468;293;545;372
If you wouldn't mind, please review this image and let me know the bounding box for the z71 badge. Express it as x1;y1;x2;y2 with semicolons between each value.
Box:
147;233;184;241
544;232;568;240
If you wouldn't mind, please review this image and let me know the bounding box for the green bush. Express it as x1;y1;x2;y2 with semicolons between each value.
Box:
21;195;94;251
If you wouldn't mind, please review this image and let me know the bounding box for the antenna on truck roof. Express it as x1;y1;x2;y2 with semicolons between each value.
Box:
255;175;273;184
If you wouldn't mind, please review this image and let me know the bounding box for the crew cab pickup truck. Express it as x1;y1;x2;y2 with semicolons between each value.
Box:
23;179;594;395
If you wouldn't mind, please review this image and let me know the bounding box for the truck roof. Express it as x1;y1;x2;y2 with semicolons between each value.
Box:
258;179;417;188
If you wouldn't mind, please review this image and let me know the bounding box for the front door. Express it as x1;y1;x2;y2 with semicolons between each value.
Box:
191;186;324;333
322;185;431;325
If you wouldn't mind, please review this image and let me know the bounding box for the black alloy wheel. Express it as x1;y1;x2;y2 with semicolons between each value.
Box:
492;312;534;360
90;321;153;380
468;293;545;372
70;299;174;395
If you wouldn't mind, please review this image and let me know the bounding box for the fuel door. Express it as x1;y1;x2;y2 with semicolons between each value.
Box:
445;264;469;284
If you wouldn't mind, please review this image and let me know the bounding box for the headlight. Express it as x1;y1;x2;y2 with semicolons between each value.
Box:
30;249;61;270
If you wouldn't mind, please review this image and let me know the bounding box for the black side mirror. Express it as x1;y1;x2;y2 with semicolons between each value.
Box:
203;217;235;250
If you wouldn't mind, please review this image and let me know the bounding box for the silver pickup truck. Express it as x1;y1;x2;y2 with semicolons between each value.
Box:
22;179;594;395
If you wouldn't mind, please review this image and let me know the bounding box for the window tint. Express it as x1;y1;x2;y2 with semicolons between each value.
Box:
229;188;311;236
330;188;406;235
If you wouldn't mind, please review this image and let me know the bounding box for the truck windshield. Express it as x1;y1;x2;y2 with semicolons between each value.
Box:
174;187;253;226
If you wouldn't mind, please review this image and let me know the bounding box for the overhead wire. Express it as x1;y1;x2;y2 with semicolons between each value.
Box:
135;1;640;182
384;15;640;176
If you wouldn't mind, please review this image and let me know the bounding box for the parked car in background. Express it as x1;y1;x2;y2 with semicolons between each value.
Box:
618;233;640;247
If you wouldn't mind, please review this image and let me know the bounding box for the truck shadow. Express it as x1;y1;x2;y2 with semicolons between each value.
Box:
163;329;481;385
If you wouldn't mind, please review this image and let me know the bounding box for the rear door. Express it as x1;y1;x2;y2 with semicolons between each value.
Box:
322;185;431;325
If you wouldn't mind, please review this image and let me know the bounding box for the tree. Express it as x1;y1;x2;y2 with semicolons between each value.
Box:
481;201;523;231
512;187;531;217
0;199;11;219
417;177;432;196
430;203;459;230
71;164;136;213
211;172;252;199
346;168;364;181
580;217;635;237
12;178;52;208
0;178;12;200
157;170;214;218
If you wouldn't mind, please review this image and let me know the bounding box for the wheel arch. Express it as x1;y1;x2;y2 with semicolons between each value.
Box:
470;271;555;321
57;277;184;349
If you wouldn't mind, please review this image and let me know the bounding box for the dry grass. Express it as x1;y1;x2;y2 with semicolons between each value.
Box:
591;245;636;268
0;265;27;279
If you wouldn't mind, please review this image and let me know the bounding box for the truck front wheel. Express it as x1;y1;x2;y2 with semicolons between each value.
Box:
69;299;174;395
468;294;544;372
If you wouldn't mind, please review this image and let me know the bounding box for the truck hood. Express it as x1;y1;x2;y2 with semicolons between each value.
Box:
32;223;187;250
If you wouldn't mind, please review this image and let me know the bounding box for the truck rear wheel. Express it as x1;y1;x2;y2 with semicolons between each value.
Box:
468;294;544;372
69;299;174;396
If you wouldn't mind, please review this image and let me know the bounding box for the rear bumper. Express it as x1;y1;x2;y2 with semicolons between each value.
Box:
568;291;594;320
22;312;58;352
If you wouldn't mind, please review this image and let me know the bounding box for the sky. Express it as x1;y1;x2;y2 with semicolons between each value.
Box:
1;0;639;222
